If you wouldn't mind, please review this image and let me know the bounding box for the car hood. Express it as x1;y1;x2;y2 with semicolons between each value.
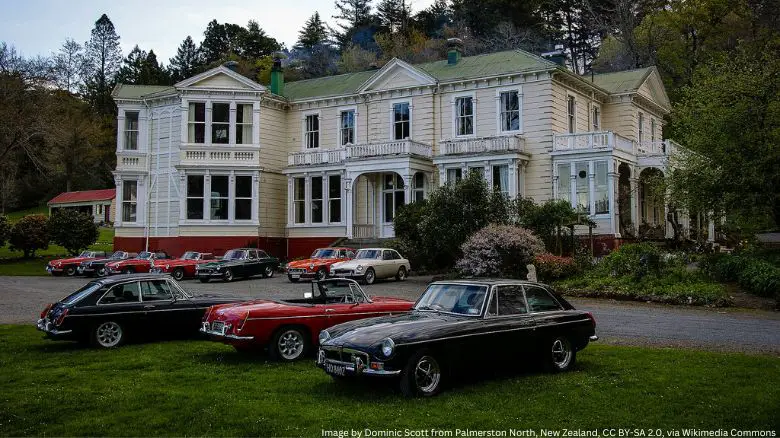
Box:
206;299;310;320
287;258;345;269
51;256;94;265
324;311;477;347
199;260;245;269
330;259;376;270
82;257;118;265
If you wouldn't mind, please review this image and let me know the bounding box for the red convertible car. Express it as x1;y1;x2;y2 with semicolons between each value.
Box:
46;250;109;276
149;251;215;281
106;251;170;275
285;247;356;282
201;278;413;361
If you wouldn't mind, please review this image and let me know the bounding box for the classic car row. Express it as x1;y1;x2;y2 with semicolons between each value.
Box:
36;273;598;397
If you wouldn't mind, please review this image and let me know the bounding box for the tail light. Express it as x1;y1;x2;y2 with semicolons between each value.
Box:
235;311;250;332
586;312;596;328
54;308;69;326
40;304;53;319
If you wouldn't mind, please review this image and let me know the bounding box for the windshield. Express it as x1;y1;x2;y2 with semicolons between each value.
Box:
110;251;125;259
137;251;152;259
355;249;381;260
311;249;338;259
415;283;489;316
182;251;199;260
316;280;367;303
223;250;246;260
78;251;91;257
61;282;102;305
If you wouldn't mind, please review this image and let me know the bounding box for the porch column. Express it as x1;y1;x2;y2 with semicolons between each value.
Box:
629;176;639;234
345;177;353;239
608;167;618;236
402;172;412;207
508;161;518;199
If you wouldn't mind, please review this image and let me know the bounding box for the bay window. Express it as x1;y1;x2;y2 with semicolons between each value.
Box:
557;163;571;204
455;96;474;136
575;162;589;213
383;174;405;223
392;103;410;140
125;112;139;150
210;175;229;220
556;160;611;215
594;161;609;214
122;181;137;222
293;178;305;224
311;176;323;223
499;91;520;132
329;175;341;223
339;110;355;146
446;168;462;184
413;173;425;202
492;165;509;196
188;102;205;143
305;114;319;149
186;175;204;220
234;175;252;220
236;104;253;144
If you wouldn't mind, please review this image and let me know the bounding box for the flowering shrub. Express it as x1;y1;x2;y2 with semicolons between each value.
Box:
456;224;545;278
533;253;580;281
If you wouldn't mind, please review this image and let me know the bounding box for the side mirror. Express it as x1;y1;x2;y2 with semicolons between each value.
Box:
304;292;313;299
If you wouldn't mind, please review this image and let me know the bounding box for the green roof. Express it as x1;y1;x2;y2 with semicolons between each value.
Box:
113;84;175;99
587;67;653;94
282;49;557;101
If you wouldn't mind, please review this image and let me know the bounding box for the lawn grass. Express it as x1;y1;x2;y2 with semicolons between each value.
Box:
0;325;777;436
0;227;114;276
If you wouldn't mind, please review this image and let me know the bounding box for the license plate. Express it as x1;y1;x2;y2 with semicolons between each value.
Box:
325;362;346;376
291;274;300;279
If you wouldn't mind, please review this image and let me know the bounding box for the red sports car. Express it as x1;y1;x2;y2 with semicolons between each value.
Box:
150;251;215;281
106;251;170;275
46;250;109;277
285;247;356;282
201;278;414;361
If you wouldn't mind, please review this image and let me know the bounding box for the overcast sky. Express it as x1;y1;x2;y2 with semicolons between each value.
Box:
1;0;437;63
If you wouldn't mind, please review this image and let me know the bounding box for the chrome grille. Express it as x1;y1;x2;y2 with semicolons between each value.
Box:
211;321;226;334
287;268;305;274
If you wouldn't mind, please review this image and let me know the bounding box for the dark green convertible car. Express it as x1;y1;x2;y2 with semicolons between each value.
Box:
196;248;279;283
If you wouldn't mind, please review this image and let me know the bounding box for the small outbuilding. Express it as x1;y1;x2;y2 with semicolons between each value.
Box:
48;189;116;224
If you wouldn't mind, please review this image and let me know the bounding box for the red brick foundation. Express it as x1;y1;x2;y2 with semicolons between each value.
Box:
113;236;340;261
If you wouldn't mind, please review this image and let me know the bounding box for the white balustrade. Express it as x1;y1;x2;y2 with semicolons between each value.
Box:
353;224;377;239
180;147;257;166
115;153;147;171
288;148;347;166
440;135;525;155
287;140;432;166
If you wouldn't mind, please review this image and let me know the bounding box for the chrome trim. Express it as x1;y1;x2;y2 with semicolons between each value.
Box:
589;335;599;342
246;310;401;322
36;319;73;335
199;324;254;340
318;357;401;376
66;307;211;317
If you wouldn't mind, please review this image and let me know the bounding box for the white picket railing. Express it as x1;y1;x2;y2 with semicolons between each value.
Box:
115;152;147;171
638;140;679;156
180;147;258;166
288;148;347;166
553;131;636;154
287;139;433;166
440;135;525;155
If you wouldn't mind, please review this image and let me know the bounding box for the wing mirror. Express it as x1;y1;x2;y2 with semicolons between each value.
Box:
304;292;313;299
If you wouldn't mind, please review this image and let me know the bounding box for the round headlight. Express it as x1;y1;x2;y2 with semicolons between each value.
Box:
355;265;364;272
165;264;170;269
380;338;395;357
318;330;330;344
309;263;315;270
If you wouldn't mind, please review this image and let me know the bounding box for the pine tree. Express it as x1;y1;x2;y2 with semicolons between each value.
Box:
117;46;171;85
296;12;330;50
333;0;376;48
52;38;84;94
200;20;230;64
377;0;410;32
242;20;282;59
82;13;122;115
169;36;201;81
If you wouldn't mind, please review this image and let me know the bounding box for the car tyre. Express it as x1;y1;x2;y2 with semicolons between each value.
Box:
545;336;576;372
172;268;185;281
395;266;407;281
269;327;309;361
315;268;328;281
92;321;124;348
223;268;234;282
64;265;77;277
400;349;443;397
287;274;300;283
96;267;107;277
363;268;376;285
262;265;275;278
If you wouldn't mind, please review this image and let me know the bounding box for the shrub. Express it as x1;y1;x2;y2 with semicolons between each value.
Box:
701;254;780;299
596;243;664;278
533;253;580;281
0;215;9;247
49;210;99;256
456;224;545;278
9;214;49;258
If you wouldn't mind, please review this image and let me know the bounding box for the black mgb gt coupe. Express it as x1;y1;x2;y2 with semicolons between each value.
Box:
317;279;598;397
37;274;241;348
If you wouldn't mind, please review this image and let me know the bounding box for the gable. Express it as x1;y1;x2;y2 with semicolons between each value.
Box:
175;66;266;92
636;69;671;111
189;72;254;89
358;59;436;93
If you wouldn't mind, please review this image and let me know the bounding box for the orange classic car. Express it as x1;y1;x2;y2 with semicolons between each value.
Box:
149;251;215;281
285;247;356;282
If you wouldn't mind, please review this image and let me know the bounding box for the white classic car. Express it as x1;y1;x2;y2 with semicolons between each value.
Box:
328;248;411;285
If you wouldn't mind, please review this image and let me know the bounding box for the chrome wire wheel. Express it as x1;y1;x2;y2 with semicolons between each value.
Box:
315;268;327;281
95;321;123;348
414;355;441;395
364;269;375;285
277;329;305;360
223;269;234;282
551;337;573;370
96;267;107;277
396;267;407;281
172;268;184;281
264;266;275;278
65;266;76;276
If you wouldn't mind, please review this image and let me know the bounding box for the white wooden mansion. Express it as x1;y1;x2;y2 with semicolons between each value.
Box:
112;40;699;258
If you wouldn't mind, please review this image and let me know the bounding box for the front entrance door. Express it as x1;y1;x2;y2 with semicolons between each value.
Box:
380;173;405;238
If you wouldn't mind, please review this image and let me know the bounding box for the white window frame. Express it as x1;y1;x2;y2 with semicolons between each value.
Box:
302;111;320;150
310;175;324;224
327;174;342;224
452;92;476;138
122;180;138;223
338;106;357;146
235;103;254;145
491;164;510;197
124;111;139;151
293;176;306;224
187;102;206;144
555;160;611;217
650;118;656;142
412;172;425;202
567;95;577;133
381;173;405;224
233;174;253;221
391;100;412;140
592;105;601;131
186;174;206;220
638;112;645;143
208;174;229;221
496;87;523;134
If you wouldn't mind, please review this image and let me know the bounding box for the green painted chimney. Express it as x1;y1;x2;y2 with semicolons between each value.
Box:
447;38;463;65
270;53;284;96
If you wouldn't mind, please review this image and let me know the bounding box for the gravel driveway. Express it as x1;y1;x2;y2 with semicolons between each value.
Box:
2;274;779;354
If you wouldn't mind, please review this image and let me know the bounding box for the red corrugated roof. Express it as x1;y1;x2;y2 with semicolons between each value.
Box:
48;189;116;205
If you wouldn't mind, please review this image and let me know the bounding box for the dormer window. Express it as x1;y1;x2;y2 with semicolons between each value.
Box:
124;112;139;150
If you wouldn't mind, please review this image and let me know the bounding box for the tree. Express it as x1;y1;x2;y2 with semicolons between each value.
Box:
169;36;200;81
9;214;49;258
117;46;171;85
333;0;377;49
412;0;454;37
377;0;411;33
52;39;84;93
82;14;122;115
296;12;330;50
241;20;282;59
49;210;99;256
0;215;9;247
456;224;546;278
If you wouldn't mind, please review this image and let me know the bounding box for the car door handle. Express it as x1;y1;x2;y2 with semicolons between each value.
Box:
144;305;156;309
325;309;335;313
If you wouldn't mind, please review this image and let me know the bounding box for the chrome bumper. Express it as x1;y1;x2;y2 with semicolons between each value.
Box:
316;348;400;377
36;319;73;336
199;324;254;340
589;335;599;342
196;271;224;278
